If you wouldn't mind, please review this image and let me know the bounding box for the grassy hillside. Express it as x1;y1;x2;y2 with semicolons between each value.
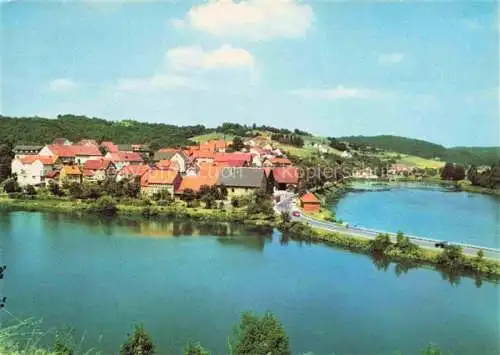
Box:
340;135;499;166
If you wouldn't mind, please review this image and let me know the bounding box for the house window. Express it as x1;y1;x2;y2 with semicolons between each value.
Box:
231;188;235;193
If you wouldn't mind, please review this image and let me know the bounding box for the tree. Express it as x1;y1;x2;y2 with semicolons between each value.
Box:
476;249;485;260
441;162;455;180
121;325;155;355
184;341;210;355
231;136;245;152
0;142;13;182
183;188;196;207
219;185;228;200
68;182;83;199
467;165;478;185
369;233;392;254
89;196;118;216
230;312;291;355
25;184;37;196
3;177;20;193
48;181;64;196
454;164;466;180
437;244;465;268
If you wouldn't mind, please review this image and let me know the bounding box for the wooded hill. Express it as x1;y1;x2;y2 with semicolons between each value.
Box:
340;135;500;166
0;115;498;166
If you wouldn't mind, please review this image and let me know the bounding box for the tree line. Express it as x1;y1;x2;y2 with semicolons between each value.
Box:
270;133;304;148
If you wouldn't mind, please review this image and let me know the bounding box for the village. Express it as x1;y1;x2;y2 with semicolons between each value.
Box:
10;136;323;213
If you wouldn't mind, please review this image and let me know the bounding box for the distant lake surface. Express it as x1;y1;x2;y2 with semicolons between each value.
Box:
1;211;499;355
334;184;500;248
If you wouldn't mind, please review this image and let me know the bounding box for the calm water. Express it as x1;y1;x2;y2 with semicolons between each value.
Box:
335;185;500;248
1;211;499;355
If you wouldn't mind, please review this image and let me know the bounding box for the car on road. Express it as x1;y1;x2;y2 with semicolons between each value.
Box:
435;241;450;248
292;211;301;217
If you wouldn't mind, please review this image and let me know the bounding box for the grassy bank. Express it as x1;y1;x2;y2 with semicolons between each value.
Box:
456;181;500;196
0;196;277;228
278;219;500;282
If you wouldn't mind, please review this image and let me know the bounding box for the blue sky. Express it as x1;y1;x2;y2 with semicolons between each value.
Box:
1;0;498;147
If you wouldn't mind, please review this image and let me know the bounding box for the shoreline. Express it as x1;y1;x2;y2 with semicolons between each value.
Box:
1;196;499;281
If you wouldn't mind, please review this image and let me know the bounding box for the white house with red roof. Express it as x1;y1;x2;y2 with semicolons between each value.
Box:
11;155;59;186
82;159;116;182
105;151;143;170
39;144;102;164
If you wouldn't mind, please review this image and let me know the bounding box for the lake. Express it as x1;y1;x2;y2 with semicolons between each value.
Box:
334;184;500;248
1;211;498;355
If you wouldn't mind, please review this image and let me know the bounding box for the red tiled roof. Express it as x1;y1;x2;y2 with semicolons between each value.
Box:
118;164;150;177
192;150;215;159
20;155;58;165
83;158;112;170
141;170;178;187
47;144;101;157
101;141;118;153
300;193;320;203
72;145;101;156
271;157;292;165
77;139;98;147
107;151;143;163
156;160;172;169
272;167;299;184
214;153;252;164
176;175;215;193
208;140;226;149
159;148;179;153
45;171;59;178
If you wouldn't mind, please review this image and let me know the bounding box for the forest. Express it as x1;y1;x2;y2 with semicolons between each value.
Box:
340;135;500;166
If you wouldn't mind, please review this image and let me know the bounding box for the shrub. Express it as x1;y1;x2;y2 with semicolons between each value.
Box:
230;312;291;355
88;196;118;216
120;325;155;355
184;341;210;355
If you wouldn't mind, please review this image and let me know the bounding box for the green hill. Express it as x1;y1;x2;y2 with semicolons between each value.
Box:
339;135;500;166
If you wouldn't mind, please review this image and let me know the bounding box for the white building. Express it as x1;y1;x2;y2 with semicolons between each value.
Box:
11;155;58;187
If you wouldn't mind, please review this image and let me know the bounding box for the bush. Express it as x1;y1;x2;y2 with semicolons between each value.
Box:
3;178;20;193
368;234;392;254
230;312;291;355
121;325;155;355
88;196;118;216
184;341;210;355
24;184;37;196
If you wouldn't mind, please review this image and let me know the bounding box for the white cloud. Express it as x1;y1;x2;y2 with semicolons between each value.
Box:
182;0;314;41
115;75;203;93
166;44;255;71
170;18;185;29
378;53;405;65
290;86;388;100
49;78;77;92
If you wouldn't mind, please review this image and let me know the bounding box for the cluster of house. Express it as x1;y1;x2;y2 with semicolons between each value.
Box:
10;137;318;206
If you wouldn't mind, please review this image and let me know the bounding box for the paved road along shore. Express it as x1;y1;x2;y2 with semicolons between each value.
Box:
297;213;500;260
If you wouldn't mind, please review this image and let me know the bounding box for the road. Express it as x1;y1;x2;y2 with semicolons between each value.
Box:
275;193;500;260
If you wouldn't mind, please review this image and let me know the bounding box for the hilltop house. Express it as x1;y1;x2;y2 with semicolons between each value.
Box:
218;167;269;197
140;170;182;197
11;155;59;187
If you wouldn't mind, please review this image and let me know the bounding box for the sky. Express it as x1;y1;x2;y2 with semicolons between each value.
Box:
1;0;498;147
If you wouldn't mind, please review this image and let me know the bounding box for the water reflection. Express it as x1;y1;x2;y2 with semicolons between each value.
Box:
4;211;496;289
